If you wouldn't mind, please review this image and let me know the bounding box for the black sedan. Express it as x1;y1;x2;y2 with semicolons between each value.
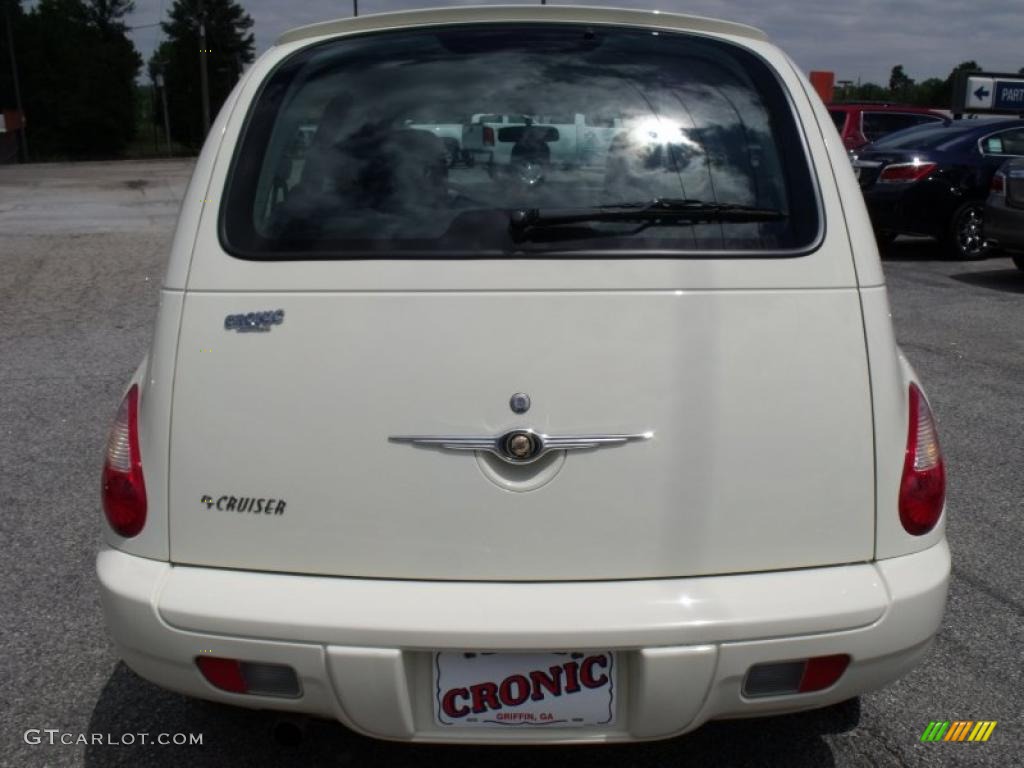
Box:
985;158;1024;271
852;117;1024;259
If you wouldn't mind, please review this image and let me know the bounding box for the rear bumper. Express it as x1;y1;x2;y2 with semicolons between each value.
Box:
97;541;950;744
862;185;906;233
862;182;954;238
984;198;1024;252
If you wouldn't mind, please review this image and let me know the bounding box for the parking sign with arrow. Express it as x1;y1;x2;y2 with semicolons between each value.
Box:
966;76;995;109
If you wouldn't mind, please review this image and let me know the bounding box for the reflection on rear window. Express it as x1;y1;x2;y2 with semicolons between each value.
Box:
222;25;820;258
869;124;970;150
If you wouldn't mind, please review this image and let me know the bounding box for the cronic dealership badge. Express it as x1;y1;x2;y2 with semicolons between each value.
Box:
224;309;285;333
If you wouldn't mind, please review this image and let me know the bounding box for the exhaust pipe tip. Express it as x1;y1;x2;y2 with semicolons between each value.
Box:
271;716;306;747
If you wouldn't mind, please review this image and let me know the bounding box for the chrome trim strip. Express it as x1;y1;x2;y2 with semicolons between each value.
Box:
389;428;653;465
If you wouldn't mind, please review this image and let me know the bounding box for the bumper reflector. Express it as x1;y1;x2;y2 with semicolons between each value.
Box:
743;661;805;697
196;657;301;698
743;654;850;698
799;654;851;693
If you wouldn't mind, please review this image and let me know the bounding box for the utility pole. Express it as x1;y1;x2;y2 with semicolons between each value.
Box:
3;1;28;161
353;0;358;17
155;70;173;156
197;0;211;136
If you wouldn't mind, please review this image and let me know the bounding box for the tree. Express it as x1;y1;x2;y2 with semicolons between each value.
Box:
889;65;914;99
939;60;981;108
0;0;26;112
151;0;253;149
6;0;141;158
87;0;133;31
913;78;946;108
848;82;889;102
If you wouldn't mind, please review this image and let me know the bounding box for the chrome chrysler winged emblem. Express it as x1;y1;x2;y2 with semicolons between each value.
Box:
389;428;653;465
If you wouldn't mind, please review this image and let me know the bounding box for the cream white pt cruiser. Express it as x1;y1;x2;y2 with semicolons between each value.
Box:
97;6;950;744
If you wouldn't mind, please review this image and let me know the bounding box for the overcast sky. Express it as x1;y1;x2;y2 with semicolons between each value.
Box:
126;0;1024;86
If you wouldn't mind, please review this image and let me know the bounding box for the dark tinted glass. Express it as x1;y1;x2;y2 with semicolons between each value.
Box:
828;110;847;131
222;25;820;258
869;123;970;150
861;112;942;143
981;128;1024;155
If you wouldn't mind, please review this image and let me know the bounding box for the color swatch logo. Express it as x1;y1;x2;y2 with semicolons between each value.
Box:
920;721;997;742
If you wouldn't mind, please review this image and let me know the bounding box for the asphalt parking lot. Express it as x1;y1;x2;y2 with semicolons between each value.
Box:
1;160;1021;768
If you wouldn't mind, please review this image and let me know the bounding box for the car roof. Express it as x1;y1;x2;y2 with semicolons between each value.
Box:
933;117;1022;135
865;116;1022;149
275;5;769;46
828;103;942;114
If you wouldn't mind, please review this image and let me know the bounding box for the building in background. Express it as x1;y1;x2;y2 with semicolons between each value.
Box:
809;71;835;104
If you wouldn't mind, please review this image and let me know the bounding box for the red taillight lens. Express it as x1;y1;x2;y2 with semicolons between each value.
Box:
101;384;147;537
991;172;1005;195
798;654;850;693
899;383;945;535
196;657;248;693
878;161;938;184
483;125;495;146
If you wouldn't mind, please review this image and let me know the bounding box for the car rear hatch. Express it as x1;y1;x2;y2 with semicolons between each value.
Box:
165;22;875;581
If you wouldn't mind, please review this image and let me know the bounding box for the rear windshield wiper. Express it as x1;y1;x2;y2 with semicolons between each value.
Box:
508;198;787;242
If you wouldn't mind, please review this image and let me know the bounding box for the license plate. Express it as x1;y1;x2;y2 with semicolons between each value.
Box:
433;651;616;728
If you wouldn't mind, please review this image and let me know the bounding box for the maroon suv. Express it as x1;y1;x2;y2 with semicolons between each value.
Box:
828;103;947;150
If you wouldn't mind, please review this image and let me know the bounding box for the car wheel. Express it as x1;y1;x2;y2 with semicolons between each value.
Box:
1012;254;1024;272
945;202;989;260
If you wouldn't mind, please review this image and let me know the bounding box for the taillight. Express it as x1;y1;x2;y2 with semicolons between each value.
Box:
991;172;1005;195
101;384;147;537
878;161;938;184
483;126;495;147
899;383;945;535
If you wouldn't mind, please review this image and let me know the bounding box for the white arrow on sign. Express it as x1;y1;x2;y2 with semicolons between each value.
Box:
966;76;995;109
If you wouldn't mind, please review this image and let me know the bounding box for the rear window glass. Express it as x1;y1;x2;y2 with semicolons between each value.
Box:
221;25;820;259
869;123;972;150
861;112;942;143
981;128;1024;155
828;110;847;131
